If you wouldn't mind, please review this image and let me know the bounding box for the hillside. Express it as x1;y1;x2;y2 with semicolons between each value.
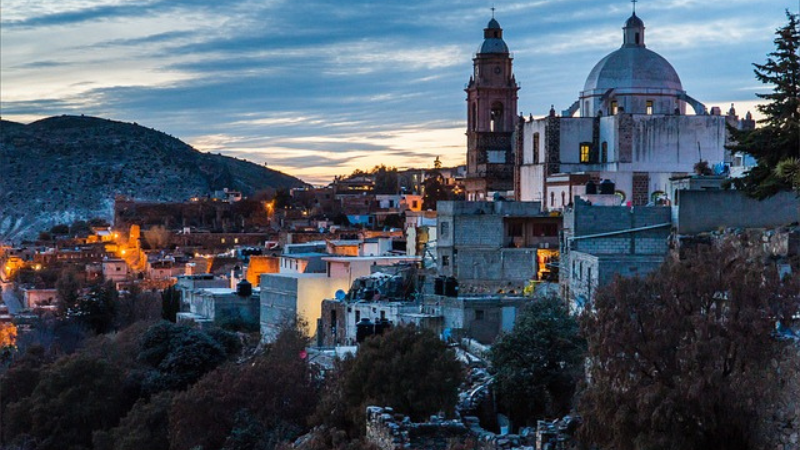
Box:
0;115;308;242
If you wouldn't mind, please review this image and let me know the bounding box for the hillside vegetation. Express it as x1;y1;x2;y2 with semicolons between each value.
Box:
0;115;307;242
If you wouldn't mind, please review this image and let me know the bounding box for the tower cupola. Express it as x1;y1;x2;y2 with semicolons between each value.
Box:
623;12;645;47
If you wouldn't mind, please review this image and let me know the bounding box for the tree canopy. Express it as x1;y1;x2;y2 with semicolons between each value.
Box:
579;242;800;450
316;324;463;437
489;297;585;428
728;10;800;198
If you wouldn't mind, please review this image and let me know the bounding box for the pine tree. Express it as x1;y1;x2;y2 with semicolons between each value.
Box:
728;10;800;198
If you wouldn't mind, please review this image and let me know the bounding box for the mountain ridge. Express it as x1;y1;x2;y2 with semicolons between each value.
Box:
0;115;308;242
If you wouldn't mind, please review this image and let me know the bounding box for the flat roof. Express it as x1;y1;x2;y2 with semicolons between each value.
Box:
322;256;420;262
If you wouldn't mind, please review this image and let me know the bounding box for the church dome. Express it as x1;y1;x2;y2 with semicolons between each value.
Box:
478;17;509;54
583;46;682;92
583;13;682;93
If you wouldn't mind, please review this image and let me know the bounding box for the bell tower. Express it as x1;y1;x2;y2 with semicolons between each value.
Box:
465;15;519;201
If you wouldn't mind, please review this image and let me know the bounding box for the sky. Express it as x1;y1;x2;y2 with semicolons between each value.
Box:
0;0;793;185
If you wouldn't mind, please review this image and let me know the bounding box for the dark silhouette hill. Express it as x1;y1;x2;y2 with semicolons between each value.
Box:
0;115;307;242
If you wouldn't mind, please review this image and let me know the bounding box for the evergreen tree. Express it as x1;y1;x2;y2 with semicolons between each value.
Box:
728;10;800;198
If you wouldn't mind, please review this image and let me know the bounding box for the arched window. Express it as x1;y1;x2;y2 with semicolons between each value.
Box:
550;191;555;207
561;191;566;206
490;102;504;132
611;101;619;115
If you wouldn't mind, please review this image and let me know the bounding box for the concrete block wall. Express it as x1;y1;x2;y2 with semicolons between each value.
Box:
676;190;800;234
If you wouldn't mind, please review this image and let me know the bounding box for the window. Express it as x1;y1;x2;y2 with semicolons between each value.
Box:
601;142;608;163
412;200;419;209
561;192;566;206
440;221;450;237
646;100;653;115
380;310;386;320
580;143;591;163
611;101;619;115
533;132;540;164
471;103;477;131
490;102;504;132
475;310;485;321
442;255;450;267
355;310;361;322
234;238;239;244
221;238;226;244
550;192;555;207
507;221;523;237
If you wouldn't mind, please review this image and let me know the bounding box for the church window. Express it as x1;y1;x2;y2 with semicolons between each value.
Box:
611;101;619;115
580;143;591;163
533;133;540;164
471;103;477;131
561;192;566;206
635;32;640;45
490;102;504;132
646;100;654;115
601;142;608;163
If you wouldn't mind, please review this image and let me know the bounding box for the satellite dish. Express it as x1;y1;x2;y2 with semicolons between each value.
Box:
334;289;346;301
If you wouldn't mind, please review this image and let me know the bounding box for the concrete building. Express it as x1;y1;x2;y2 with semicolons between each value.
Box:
436;201;560;288
259;272;351;342
102;258;129;282
177;281;260;329
560;198;671;309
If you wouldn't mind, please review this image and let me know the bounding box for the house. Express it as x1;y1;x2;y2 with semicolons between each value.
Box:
436;201;561;288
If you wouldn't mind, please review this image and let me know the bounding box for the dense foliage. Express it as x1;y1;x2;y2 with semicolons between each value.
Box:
728;10;800;197
316;325;463;437
579;243;800;450
489;297;585;429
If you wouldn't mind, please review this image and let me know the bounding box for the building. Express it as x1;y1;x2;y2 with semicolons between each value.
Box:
465;16;519;201
459;11;755;210
436;201;560;288
560;198;671;309
177;280;260;329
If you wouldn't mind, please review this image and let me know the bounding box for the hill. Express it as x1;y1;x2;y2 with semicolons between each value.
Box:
0;115;308;242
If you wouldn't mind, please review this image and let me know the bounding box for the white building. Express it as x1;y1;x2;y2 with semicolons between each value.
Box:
514;12;754;209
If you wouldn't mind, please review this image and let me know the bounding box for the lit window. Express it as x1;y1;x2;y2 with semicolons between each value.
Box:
580;143;591;163
611;101;618;115
646;100;654;115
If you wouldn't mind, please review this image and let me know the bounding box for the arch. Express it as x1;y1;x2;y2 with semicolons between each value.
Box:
490;102;504;132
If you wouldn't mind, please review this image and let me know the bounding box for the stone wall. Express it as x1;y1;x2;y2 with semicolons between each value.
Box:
365;407;538;450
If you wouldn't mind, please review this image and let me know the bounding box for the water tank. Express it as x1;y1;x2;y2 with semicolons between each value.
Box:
585;180;597;195
375;318;392;335
599;179;615;195
444;277;459;297
356;318;375;343
236;279;252;297
434;277;445;295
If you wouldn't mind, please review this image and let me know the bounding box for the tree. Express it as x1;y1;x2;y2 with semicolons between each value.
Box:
169;324;318;450
136;321;228;395
4;354;131;450
422;171;448;210
579;242;800;450
371;165;399;195
160;286;181;322
143;225;170;250
55;268;82;315
68;281;118;334
489;297;585;429
728;10;800;198
94;391;174;450
316;324;463;437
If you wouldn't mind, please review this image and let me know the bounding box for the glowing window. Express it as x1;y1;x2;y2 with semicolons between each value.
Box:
580;143;591;163
611;101;619;115
646;100;654;115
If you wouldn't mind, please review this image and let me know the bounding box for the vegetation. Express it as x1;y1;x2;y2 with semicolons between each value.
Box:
316;324;463;437
489;297;585;429
579;242;800;450
728;10;800;198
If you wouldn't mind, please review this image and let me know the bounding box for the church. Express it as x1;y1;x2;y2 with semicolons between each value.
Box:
465;8;754;207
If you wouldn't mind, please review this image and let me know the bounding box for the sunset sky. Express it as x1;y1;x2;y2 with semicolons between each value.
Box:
1;0;790;184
